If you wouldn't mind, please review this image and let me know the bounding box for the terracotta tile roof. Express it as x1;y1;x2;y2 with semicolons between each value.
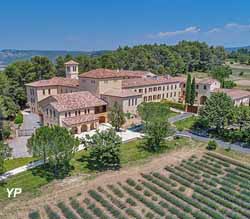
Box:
47;91;107;112
62;114;98;126
102;88;142;98
25;77;79;88
122;76;180;88
64;60;79;65
213;88;250;100
79;68;144;79
173;76;219;85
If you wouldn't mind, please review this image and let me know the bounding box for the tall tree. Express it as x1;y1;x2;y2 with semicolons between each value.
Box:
138;102;171;152
185;74;192;104
108;102;125;131
190;77;196;106
0;141;12;174
199;93;234;132
85;129;122;170
27;126;79;177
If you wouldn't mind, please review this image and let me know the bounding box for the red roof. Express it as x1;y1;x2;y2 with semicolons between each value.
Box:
26;77;79;88
62;114;98;126
79;68;144;79
213;88;250;100
43;91;107;112
122;76;180;88
102;89;142;97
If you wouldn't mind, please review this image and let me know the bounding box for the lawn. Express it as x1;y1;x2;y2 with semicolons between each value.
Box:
4;157;37;172
174;115;197;131
0;137;195;203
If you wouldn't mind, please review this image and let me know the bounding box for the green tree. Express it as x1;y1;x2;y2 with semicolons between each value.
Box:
190;77;196;106
27;126;79;177
108;102;125;131
206;140;217;150
85;129;122;170
210;66;232;87
185;74;192;104
0;141;12;174
138;102;171;152
199;93;234;132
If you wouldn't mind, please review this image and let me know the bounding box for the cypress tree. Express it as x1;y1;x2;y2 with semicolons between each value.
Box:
185;74;191;104
190;77;196;106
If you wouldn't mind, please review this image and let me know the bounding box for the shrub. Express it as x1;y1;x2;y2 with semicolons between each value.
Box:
126;178;136;187
29;211;40;219
70;199;93;219
206;140;217;150
162;100;185;111
44;205;60;219
126;208;142;219
57;202;78;219
144;190;152;197
126;197;137;206
14;112;23;125
107;184;124;198
179;186;186;192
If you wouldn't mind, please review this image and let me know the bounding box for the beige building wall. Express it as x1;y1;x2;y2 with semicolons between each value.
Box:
126;82;181;103
26;85;79;113
233;97;250;106
101;94;142;116
79;78;122;97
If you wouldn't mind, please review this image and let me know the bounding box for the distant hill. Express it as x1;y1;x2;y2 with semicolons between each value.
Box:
226;46;250;52
0;49;109;69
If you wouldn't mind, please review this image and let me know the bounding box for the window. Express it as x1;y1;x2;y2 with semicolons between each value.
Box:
49;109;52;117
167;85;169;90
157;94;161;99
65;112;67;117
135;98;137;105
88;109;90;114
183;83;186;88
171;85;173;90
75;111;78;116
153;95;157;100
139;89;143;93
174;92;176;97
67;66;70;72
84;109;87;114
91;80;95;84
144;96;147;102
128;99;131;106
78;110;81;115
144;88;147;93
196;85;199;89
149;88;152;92
163;86;165;91
158;86;161;91
134;89;137;92
196;92;198;97
204;85;207;90
170;92;172;97
166;93;169;98
68;112;71;117
73;65;77;72
175;84;177;89
148;96;152;101
46;109;48;115
162;94;165;98
131;99;134;106
48;89;51;95
153;87;157;91
53;110;56;117
43;89;45;95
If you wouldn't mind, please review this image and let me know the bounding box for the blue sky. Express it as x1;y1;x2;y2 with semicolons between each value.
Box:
1;0;250;50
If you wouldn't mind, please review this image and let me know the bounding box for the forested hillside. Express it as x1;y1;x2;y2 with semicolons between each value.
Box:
0;41;227;119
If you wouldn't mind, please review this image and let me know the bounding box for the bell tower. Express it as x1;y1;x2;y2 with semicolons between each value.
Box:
64;60;79;79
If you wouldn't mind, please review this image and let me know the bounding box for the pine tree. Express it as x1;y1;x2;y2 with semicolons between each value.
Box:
190;77;196;106
185;74;192;104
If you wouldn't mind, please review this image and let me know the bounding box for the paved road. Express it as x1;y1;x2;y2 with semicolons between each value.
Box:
8;111;40;158
168;112;194;123
176;130;250;153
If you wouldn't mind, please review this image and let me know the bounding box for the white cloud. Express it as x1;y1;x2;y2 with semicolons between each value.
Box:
149;26;200;38
207;23;250;34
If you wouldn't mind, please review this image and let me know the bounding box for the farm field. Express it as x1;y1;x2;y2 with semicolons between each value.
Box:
19;150;250;219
